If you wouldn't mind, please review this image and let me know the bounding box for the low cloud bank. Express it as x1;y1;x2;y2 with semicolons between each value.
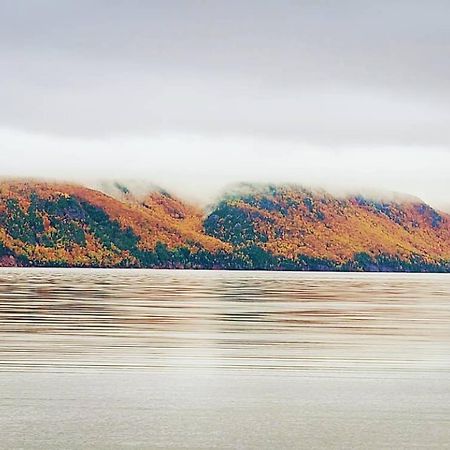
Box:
0;127;448;212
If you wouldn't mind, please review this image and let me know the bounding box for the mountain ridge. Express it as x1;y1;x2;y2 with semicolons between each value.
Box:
0;179;449;272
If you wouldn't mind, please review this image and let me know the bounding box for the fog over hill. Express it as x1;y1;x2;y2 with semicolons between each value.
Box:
1;1;449;211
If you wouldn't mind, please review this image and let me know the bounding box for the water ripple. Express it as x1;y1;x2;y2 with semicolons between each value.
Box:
1;269;450;373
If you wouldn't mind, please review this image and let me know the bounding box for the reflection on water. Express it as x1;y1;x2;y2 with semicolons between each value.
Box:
0;268;450;373
3;269;450;449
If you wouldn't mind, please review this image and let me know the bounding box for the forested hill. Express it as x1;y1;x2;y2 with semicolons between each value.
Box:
0;180;449;272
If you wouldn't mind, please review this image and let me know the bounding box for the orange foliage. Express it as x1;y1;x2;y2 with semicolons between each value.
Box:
0;180;449;268
225;187;450;264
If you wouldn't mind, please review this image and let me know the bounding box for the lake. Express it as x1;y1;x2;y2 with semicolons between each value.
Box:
1;269;450;449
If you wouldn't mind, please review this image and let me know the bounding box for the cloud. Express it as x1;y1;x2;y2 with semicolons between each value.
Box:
1;127;449;211
0;1;449;208
1;1;450;144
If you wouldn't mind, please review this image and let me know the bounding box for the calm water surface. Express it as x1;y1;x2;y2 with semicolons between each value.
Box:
1;269;450;449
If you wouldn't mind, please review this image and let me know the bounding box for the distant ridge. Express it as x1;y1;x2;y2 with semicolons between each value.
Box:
0;179;449;272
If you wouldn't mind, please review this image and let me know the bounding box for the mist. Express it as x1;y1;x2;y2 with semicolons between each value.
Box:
0;1;449;210
1;127;449;211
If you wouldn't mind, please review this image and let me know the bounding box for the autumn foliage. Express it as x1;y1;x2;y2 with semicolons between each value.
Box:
0;180;449;271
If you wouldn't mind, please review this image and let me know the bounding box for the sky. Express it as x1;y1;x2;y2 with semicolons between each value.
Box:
1;0;449;208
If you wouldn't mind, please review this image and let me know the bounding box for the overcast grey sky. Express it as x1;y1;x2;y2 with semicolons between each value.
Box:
1;1;449;207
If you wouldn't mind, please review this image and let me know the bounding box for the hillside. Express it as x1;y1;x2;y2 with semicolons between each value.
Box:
204;184;450;271
0;180;449;271
0;180;227;268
